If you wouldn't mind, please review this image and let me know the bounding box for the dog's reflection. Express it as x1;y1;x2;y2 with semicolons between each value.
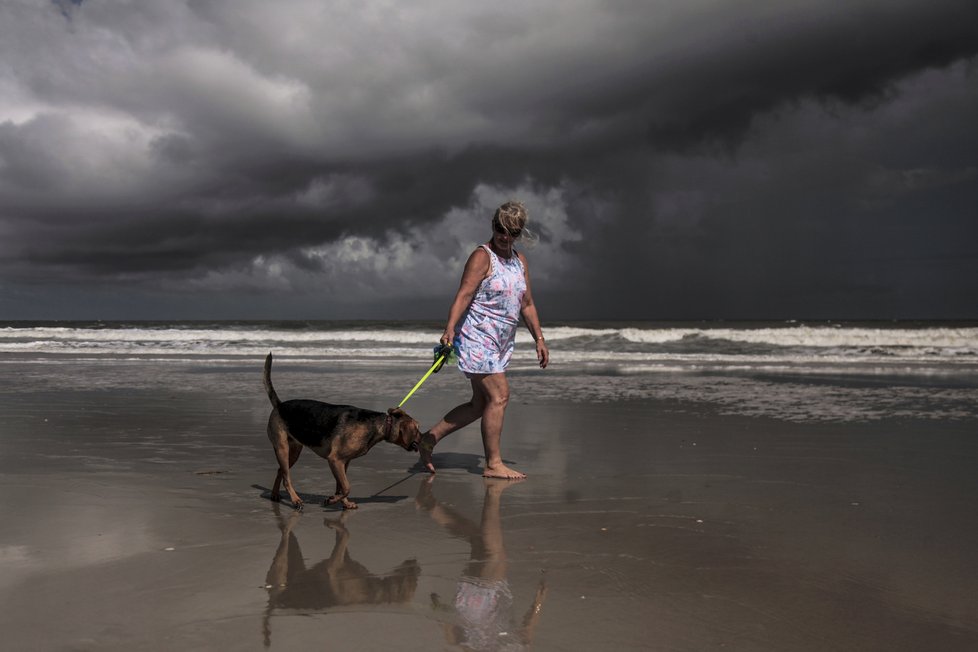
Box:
262;506;419;647
416;476;547;650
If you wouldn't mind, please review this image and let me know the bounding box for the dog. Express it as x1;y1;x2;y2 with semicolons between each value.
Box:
263;352;421;510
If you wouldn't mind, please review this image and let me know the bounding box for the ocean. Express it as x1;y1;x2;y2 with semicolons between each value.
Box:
2;320;977;421
2;321;977;649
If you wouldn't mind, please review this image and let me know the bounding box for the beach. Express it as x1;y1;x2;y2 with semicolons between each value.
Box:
1;323;977;650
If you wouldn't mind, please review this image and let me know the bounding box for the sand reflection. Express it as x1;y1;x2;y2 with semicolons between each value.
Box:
261;507;420;647
415;476;547;651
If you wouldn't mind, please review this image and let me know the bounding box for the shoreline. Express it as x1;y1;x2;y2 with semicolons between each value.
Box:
0;360;976;650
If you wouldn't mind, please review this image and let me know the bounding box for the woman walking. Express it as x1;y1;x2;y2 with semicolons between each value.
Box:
419;201;549;479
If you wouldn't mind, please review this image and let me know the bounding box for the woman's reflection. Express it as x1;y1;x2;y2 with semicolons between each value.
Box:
416;476;547;650
262;506;420;647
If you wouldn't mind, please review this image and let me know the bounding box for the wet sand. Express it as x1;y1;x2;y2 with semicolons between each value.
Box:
0;360;976;651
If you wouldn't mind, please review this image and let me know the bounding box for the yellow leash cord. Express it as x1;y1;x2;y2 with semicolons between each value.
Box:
397;351;449;408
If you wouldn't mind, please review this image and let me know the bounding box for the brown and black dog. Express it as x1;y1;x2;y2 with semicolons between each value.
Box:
263;353;421;510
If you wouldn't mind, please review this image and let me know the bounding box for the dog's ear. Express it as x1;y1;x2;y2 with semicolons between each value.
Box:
393;413;420;448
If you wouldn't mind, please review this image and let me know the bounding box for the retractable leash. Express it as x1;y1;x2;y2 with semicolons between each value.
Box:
397;343;457;408
374;344;457;497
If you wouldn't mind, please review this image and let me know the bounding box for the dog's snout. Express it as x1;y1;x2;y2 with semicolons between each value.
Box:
408;442;419;452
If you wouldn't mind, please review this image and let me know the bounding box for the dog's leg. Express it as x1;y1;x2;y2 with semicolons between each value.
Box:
268;411;304;510
268;418;284;502
272;441;303;502
278;441;304;510
325;457;356;510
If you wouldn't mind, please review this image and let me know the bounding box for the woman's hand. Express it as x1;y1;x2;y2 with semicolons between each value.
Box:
536;339;549;369
440;330;453;347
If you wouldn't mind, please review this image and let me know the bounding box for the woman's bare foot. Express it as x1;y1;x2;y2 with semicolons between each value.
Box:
418;432;437;473
483;462;526;479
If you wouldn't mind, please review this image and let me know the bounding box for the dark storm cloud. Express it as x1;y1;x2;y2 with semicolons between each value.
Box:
639;3;978;149
0;0;976;319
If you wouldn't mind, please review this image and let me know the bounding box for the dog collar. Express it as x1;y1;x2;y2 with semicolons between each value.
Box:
384;414;393;438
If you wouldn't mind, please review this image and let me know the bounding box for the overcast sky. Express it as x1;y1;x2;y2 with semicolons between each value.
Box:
1;0;976;321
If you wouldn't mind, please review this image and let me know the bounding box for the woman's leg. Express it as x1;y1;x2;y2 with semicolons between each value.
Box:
421;373;525;478
419;381;487;473
473;373;526;479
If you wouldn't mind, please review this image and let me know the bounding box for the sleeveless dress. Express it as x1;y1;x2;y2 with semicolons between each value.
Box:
454;244;527;375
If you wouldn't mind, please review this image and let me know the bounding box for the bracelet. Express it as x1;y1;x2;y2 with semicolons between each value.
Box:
534;335;544;342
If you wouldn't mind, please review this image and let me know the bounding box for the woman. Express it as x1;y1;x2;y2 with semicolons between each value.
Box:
419;201;549;479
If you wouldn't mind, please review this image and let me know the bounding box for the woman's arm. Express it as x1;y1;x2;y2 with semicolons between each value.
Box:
440;248;490;346
518;253;549;369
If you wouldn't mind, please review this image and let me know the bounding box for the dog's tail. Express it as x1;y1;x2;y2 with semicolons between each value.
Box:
263;352;282;408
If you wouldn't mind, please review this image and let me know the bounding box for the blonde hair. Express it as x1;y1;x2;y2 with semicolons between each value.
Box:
493;201;538;247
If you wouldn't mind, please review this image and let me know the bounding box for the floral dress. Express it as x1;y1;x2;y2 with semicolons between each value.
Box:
454;244;526;375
